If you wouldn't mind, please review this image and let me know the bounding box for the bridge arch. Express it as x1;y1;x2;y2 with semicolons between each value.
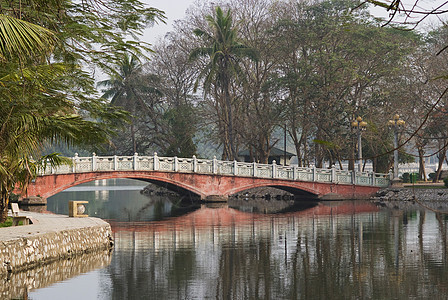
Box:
28;172;207;200
226;182;318;198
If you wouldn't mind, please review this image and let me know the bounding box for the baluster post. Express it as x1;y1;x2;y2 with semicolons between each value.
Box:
113;155;118;170
253;161;257;177
72;153;78;173
193;155;197;173
313;165;317;182
331;167;336;183
174;156;179;172
133;153;138;170
371;172;375;186
213;156;218;174
272;160;277;178
293;166;297;180
50;159;55;174
234;160;238;176
153;152;159;171
352;170;356;185
92;152;96;171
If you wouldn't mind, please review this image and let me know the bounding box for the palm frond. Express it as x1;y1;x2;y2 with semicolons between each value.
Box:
0;14;58;62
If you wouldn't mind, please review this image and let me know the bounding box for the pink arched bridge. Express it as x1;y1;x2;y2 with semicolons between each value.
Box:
25;153;390;201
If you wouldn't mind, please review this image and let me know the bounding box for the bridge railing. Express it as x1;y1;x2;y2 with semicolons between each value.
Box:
39;153;390;187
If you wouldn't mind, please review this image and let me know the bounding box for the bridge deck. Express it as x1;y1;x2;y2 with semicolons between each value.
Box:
26;154;390;201
39;153;390;187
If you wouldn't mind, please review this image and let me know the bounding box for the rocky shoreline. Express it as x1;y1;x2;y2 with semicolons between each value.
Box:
371;187;448;211
372;187;448;202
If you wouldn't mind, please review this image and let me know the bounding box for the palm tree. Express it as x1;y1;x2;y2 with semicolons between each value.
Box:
0;15;114;222
0;14;56;222
98;53;162;154
0;1;166;222
189;6;258;160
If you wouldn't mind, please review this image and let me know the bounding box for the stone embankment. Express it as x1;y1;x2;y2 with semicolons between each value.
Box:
2;249;112;299
371;186;448;211
0;211;113;278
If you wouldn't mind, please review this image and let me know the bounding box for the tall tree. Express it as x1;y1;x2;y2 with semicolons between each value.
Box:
0;20;120;222
150;37;199;157
189;6;258;160
98;53;163;154
272;0;418;169
0;0;165;222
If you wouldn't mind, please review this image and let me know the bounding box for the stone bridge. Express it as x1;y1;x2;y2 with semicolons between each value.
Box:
25;153;390;201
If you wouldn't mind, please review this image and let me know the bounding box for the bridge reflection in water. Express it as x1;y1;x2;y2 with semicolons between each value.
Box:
110;201;379;252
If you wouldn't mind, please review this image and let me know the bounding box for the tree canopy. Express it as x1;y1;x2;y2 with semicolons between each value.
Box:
0;0;165;222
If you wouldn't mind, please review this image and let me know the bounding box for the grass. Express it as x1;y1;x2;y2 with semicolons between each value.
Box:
403;181;447;189
407;185;447;189
0;217;13;227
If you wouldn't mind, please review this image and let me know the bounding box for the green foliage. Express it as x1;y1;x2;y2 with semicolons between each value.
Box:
444;177;448;188
0;217;13;228
0;14;58;61
399;150;415;164
189;6;258;160
401;172;410;183
268;0;416;167
0;0;165;222
163;106;197;158
99;52;167;155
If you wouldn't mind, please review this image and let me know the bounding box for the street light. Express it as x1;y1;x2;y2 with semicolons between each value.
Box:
388;114;405;184
351;116;367;172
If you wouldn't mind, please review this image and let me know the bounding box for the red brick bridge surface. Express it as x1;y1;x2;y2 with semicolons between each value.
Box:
25;170;381;201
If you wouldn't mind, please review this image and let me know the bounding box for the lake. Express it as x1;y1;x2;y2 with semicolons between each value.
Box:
17;179;448;299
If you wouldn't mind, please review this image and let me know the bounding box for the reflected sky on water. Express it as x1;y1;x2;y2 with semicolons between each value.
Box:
15;179;448;299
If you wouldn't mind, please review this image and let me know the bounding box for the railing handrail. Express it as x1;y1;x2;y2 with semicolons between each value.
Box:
40;153;390;187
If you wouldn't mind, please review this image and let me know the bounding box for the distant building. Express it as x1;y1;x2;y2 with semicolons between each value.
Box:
237;147;296;165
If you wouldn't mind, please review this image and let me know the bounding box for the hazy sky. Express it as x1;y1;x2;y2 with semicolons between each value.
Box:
141;0;446;46
143;0;196;44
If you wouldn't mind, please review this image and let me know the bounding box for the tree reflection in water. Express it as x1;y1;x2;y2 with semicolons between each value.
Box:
102;201;448;299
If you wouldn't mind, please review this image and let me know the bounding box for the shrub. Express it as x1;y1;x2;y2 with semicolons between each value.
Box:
401;172;410;183
0;217;13;228
444;177;448;188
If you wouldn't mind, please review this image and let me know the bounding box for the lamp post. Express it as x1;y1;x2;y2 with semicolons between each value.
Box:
388;114;405;184
351;116;367;172
284;123;287;166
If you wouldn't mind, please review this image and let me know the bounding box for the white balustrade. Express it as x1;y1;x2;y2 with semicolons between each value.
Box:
39;153;390;187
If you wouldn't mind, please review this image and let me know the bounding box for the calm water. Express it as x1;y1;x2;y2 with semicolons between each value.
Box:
7;179;448;299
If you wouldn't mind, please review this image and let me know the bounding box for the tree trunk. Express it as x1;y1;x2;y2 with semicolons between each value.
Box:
131;122;137;154
223;72;237;160
315;129;323;168
418;147;427;181
0;199;8;223
433;140;447;183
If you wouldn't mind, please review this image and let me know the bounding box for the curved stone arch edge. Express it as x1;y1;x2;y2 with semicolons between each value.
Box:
37;173;205;199
225;182;320;198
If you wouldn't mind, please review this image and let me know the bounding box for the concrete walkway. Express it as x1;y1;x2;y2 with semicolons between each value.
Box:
1;210;109;242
